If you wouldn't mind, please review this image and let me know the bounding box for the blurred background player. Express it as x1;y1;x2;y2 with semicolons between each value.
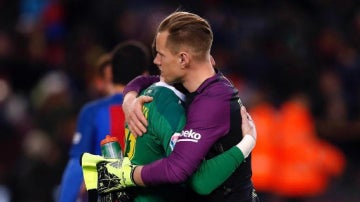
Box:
58;40;150;202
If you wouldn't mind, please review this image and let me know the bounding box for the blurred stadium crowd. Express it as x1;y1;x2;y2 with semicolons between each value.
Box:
0;0;360;201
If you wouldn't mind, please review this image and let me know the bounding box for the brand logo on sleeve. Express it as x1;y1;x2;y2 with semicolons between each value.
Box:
178;129;201;143
169;129;202;150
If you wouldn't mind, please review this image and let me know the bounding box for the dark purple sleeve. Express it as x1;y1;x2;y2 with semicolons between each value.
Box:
123;75;160;95
141;86;233;185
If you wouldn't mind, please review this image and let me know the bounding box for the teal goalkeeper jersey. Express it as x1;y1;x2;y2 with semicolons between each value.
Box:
124;81;245;201
124;82;187;202
125;82;186;165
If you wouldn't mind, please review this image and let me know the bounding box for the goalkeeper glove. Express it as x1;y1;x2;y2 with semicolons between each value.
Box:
80;153;137;194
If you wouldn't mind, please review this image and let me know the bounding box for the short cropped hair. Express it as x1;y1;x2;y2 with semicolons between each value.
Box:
111;40;150;84
156;11;213;60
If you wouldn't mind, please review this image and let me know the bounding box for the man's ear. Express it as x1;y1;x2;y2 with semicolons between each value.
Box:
179;52;189;65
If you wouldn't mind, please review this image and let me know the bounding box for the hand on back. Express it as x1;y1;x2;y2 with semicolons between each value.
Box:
123;91;153;137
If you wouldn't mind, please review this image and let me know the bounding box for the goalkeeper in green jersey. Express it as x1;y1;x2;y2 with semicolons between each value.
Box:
81;78;257;201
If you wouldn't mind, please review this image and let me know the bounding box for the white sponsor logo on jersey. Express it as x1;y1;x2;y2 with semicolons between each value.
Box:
169;130;201;150
178;129;201;143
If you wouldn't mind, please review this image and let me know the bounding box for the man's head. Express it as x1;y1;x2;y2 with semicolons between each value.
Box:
155;11;213;61
153;11;213;84
111;40;150;85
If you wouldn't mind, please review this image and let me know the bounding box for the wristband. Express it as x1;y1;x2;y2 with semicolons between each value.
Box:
236;135;256;158
131;166;138;186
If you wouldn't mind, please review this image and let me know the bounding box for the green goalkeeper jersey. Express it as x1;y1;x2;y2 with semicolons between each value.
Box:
124;81;245;202
125;82;186;164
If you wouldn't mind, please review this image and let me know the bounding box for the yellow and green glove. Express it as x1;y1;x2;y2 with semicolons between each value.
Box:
80;153;137;194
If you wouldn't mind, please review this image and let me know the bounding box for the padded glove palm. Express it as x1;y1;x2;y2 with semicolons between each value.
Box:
81;153;136;194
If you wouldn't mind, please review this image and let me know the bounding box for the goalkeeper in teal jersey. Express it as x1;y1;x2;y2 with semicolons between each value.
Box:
117;80;256;201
